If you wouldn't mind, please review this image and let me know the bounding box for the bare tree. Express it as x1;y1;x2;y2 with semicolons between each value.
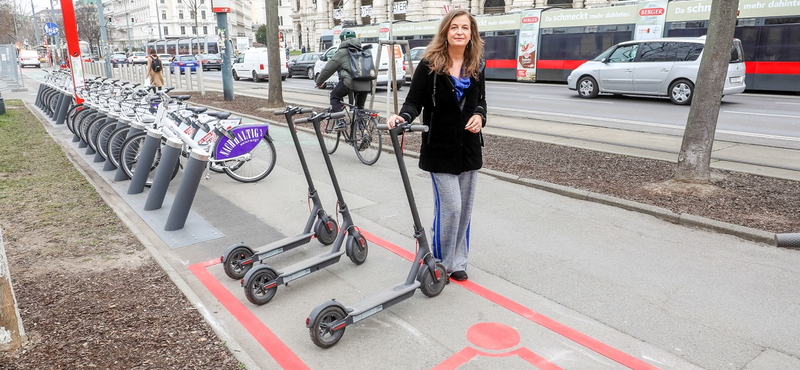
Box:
0;0;17;44
265;0;284;107
185;0;201;52
674;0;740;183
76;5;102;52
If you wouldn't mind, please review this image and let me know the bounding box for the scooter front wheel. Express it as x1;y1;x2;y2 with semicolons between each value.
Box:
244;267;279;305
346;234;368;265
420;262;448;298
223;246;254;280
314;218;339;246
309;305;346;348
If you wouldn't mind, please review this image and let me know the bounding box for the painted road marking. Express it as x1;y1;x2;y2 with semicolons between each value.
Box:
190;230;663;369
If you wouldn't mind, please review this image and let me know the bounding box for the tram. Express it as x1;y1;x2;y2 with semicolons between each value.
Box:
144;37;221;57
323;0;799;92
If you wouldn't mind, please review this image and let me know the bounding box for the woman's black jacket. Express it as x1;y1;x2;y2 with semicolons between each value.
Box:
398;59;487;175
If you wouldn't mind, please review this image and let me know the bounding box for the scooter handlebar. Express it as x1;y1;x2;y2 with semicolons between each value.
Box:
377;123;428;132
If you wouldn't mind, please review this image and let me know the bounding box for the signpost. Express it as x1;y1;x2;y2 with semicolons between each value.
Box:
213;0;233;100
43;22;59;36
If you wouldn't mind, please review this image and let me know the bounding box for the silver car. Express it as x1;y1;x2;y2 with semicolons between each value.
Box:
567;36;746;105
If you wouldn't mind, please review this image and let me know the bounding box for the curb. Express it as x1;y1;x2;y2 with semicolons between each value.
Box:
189;98;778;247
24;101;263;370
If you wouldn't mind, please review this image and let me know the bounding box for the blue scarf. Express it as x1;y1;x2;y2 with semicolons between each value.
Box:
450;74;471;102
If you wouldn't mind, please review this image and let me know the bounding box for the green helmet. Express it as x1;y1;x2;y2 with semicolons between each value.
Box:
339;29;356;41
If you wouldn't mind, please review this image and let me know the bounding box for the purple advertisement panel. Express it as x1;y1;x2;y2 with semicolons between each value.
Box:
215;124;269;160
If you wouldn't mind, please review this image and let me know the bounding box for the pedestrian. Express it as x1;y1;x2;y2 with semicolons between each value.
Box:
386;10;486;281
146;50;164;90
301;45;306;54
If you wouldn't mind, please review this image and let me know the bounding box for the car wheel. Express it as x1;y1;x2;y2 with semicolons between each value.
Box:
232;69;240;81
669;79;694;105
577;76;599;99
252;71;260;82
307;68;315;80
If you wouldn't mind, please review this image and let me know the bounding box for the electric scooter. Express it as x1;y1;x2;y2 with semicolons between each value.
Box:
306;122;447;348
220;107;339;280
239;109;369;305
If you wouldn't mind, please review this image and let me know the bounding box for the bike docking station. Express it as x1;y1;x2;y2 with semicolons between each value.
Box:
222;106;370;306
306;122;447;349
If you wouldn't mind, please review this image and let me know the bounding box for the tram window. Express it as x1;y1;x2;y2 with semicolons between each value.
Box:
735;27;759;61
758;24;800;61
639;42;675;62
764;17;800;25
539;34;566;60
607;44;638;63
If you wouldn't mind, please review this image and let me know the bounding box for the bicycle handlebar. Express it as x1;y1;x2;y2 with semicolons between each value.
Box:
377;123;428;132
273;107;315;116
294;110;347;124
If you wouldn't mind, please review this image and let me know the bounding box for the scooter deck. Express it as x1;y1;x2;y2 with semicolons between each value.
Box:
276;250;345;284
253;232;315;262
347;281;421;318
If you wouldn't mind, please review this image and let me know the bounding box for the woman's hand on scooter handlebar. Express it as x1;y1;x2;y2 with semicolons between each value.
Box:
386;114;405;129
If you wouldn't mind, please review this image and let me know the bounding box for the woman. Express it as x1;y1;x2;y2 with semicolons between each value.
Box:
387;10;486;281
146;51;164;89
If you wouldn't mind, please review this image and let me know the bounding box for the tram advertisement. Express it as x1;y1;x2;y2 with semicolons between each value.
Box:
516;9;542;82
635;0;668;40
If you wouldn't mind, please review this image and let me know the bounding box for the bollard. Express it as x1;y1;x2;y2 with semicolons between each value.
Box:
197;64;205;95
102;119;129;171
775;233;800;249
164;148;208;231
144;137;182;211
0;93;5;116
114;121;146;181
185;67;192;90
54;92;71;126
164;65;171;87
127;129;163;194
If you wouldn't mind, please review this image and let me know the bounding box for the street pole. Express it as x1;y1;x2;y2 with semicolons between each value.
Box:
125;10;132;52
96;0;113;76
155;0;163;39
49;0;60;66
216;12;233;100
32;0;40;46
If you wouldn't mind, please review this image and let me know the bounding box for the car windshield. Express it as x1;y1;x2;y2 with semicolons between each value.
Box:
113;54;126;59
179;56;196;61
134;53;145;56
410;48;425;60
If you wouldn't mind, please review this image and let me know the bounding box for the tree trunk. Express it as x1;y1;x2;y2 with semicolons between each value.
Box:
0;231;24;351
674;0;739;183
265;0;285;108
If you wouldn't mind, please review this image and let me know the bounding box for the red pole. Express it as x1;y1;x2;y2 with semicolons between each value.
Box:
59;0;84;104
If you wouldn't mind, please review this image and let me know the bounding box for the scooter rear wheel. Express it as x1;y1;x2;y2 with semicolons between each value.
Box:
244;267;278;305
223;246;254;280
346;234;368;265
309;305;346;348
314;218;339;246
420;262;448;298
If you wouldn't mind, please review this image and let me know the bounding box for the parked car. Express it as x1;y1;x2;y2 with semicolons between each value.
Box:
314;43;405;89
196;54;223;71
169;55;198;74
288;52;320;79
567;36;746;105
110;53;128;67
231;48;288;82
18;50;41;68
157;54;173;62
128;52;148;64
405;46;426;82
82;53;99;62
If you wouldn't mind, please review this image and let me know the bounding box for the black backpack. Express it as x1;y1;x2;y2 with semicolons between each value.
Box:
347;44;376;81
151;57;162;73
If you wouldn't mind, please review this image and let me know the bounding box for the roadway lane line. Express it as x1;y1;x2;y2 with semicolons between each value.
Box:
723;110;800;119
527;95;614;104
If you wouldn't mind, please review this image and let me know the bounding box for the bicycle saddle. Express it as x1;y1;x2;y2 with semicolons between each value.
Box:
141;117;156;124
173;95;191;101
206;112;231;119
186;107;207;114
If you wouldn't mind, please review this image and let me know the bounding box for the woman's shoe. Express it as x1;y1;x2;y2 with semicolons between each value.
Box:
450;271;468;281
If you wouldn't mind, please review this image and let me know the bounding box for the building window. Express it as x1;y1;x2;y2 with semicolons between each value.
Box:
200;0;204;3
203;26;208;35
179;10;184;19
192;26;197;35
190;11;195;19
181;26;186;35
279;16;283;26
164;26;169;35
201;10;206;19
161;11;166;20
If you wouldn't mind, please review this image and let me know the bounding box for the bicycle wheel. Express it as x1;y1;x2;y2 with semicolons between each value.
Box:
106;126;130;168
66;104;83;134
86;117;110;152
71;109;93;136
322;117;340;154
95;121;118;160
353;115;382;165
120;133;168;184
77;112;98;142
222;137;277;183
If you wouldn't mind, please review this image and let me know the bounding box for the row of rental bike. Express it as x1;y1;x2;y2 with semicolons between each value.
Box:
37;70;449;349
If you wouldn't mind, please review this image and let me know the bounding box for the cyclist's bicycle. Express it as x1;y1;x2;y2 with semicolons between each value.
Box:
321;102;382;165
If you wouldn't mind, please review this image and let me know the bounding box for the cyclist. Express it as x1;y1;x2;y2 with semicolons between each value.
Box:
315;29;372;130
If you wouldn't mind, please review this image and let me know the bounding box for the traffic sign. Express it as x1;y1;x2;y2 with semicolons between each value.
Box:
43;22;59;36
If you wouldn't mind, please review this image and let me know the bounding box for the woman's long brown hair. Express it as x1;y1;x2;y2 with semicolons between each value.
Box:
422;10;484;78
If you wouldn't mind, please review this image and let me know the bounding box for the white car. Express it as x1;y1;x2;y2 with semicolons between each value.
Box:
231;47;289;82
315;43;406;89
128;52;148;65
18;50;41;68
